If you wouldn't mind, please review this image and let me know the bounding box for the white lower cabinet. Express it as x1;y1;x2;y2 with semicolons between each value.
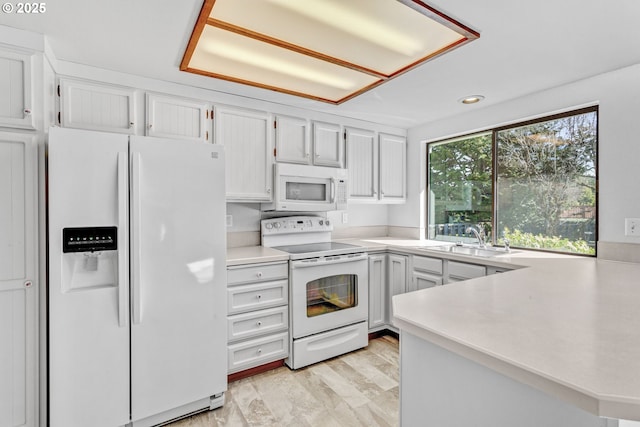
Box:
368;253;387;331
0;131;37;427
410;255;444;291
226;262;289;374
447;261;486;283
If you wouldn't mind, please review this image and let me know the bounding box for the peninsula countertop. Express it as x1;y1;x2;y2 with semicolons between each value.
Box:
392;255;640;422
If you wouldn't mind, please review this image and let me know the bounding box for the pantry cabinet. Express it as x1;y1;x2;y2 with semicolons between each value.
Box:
0;131;38;427
215;106;273;202
226;261;289;374
145;93;212;142
0;47;34;130
58;78;136;134
368;253;387;331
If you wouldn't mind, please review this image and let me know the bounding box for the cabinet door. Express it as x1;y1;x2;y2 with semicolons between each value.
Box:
447;261;486;283
412;271;443;291
379;133;406;203
346;127;377;201
0;48;34;129
59;78;136;134
312;121;343;167
275;115;310;164
0;132;37;427
388;254;407;321
146;93;211;142
368;254;387;330
215;106;273;202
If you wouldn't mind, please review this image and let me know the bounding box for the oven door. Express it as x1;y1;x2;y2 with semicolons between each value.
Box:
290;253;368;339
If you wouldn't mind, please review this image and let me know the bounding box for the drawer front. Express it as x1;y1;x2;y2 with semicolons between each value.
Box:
228;331;289;373
227;262;288;286
228;306;289;343
448;261;486;280
227;280;288;315
412;255;443;275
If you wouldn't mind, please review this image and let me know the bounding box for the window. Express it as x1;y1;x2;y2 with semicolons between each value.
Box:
427;107;597;255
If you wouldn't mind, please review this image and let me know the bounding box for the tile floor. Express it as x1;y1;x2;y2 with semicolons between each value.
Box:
169;335;399;427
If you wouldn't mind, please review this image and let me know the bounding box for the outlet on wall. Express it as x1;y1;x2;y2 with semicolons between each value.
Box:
342;213;348;224
625;218;640;236
226;215;233;227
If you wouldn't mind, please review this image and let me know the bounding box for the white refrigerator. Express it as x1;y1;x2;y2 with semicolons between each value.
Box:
47;127;227;427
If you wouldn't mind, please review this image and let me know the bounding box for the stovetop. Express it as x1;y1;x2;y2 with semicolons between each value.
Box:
273;241;365;260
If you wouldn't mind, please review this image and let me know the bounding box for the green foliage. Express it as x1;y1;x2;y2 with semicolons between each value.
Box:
501;228;595;255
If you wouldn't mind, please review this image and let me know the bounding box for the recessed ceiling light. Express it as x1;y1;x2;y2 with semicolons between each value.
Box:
181;0;480;104
459;95;485;104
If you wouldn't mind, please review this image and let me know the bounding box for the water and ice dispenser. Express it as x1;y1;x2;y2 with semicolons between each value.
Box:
62;226;119;292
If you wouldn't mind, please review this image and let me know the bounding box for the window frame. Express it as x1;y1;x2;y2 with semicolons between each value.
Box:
426;105;599;256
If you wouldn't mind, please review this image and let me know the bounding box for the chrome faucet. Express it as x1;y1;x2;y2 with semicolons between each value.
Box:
465;225;486;248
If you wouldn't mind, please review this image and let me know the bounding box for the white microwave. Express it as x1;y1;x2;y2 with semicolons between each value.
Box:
262;163;348;212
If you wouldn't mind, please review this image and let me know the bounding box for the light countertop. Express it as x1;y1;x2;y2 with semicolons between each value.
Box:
393;256;640;421
226;245;289;266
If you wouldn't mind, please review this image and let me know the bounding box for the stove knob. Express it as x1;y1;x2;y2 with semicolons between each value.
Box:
274;222;281;229
319;220;324;226
326;220;331;226
265;223;273;229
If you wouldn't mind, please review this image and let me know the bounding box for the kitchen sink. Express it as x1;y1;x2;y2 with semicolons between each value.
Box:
418;245;514;258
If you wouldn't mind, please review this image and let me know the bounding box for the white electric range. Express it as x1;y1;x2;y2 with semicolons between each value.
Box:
261;216;369;369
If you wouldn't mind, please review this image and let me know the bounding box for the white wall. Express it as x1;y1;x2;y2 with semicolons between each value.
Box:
391;63;640;246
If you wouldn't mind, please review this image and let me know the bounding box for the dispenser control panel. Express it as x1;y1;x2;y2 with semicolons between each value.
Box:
62;226;117;253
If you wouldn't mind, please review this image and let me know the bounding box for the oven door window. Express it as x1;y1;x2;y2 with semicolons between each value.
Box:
306;274;357;317
285;182;327;201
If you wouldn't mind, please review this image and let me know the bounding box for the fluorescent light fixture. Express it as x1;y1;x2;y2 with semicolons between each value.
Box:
181;0;479;104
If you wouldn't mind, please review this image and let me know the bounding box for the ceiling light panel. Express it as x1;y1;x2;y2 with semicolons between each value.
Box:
181;0;479;104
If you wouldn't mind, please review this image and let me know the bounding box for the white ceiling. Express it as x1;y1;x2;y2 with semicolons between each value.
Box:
2;0;640;129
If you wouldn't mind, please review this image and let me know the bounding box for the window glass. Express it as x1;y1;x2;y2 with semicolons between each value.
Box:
496;111;597;255
427;133;492;242
427;108;597;255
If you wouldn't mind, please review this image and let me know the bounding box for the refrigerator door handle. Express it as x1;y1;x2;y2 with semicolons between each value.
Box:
131;151;143;325
117;152;129;327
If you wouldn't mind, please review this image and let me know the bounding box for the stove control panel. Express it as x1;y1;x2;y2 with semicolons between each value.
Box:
262;216;332;235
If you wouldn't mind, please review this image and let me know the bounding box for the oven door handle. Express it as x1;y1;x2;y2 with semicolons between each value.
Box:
291;252;368;269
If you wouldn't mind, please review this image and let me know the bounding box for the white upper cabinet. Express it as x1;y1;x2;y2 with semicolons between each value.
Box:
0;47;34;130
346;126;377;201
0;131;38;427
312;121;344;168
274;115;309;165
59;78;136;134
145;93;212;142
275;118;344;168
379;133;407;203
215;106;273;202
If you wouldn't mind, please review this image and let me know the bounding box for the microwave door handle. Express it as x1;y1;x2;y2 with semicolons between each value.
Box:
330;178;336;203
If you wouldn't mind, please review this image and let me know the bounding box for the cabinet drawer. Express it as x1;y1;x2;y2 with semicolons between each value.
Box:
227;280;288;315
448;261;486;280
228;306;289;343
412;255;443;275
227;262;288;286
228;331;289;373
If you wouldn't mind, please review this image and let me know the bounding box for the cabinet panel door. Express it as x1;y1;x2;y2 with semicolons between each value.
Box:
346;127;377;200
368;254;387;330
275;115;309;164
312;121;343;167
0;48;33;129
379;133;406;203
412;271;443;291
388;254;407;321
0;132;37;427
60;78;136;134
146;93;211;142
215;106;273;201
